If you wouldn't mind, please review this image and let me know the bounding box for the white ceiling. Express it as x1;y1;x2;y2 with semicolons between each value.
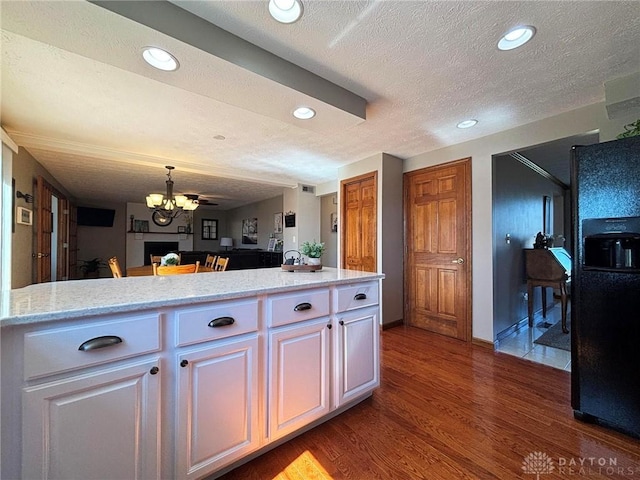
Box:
1;1;639;210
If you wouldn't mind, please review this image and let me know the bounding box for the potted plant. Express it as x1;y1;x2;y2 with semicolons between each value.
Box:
79;257;106;278
161;253;180;266
300;240;325;265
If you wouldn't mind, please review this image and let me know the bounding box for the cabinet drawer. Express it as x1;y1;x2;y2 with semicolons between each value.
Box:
267;288;330;328
335;282;379;312
175;299;258;347
24;314;161;380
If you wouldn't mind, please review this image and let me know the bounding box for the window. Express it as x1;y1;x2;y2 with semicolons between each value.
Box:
201;219;218;240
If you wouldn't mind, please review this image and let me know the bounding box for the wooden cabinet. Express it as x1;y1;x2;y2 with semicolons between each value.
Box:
174;299;260;479
334;307;380;407
2;275;382;479
333;282;380;407
268;318;331;441
23;358;161;480
176;336;259;479
16;312;162;480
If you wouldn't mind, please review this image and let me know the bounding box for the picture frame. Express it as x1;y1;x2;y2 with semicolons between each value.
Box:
202;219;218;240
274;212;283;234
267;238;277;252
284;212;295;228
134;219;149;233
331;212;338;233
242;218;258;244
16;206;33;226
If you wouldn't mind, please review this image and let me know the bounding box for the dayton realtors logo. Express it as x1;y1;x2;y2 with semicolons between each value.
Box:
522;452;640;477
522;452;554;479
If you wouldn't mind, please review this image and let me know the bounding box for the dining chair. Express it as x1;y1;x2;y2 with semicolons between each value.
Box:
153;261;200;276
204;254;218;269
108;256;123;278
150;254;164;265
214;257;229;271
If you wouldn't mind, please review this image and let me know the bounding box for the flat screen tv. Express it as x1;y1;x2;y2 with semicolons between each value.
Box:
77;207;116;227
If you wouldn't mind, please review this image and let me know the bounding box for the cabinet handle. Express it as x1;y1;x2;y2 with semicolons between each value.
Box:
78;335;122;351
354;293;367;301
180;360;189;368
327;323;332;329
150;366;159;375
339;320;345;326
208;316;235;328
294;302;312;311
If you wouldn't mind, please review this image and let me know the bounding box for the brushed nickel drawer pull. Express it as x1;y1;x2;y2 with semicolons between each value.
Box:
78;335;123;351
208;317;235;328
294;302;312;311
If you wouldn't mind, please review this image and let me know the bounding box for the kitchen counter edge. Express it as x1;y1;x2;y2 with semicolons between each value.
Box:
1;267;384;327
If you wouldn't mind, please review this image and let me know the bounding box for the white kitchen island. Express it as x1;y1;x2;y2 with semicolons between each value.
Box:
1;267;383;480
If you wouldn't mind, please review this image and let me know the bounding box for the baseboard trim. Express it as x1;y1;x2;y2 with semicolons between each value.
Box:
472;337;495;349
382;319;403;330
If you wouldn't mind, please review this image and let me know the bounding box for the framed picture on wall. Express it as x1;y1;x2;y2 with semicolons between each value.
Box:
242;218;258;244
274;212;283;234
202;219;218;240
267;238;277;251
16;207;33;226
331;212;338;233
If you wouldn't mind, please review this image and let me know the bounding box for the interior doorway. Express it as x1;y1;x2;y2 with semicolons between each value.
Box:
491;131;598;369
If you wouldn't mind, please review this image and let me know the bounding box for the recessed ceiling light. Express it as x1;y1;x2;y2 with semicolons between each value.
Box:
498;26;536;51
293;107;316;119
269;0;303;24
457;119;478;129
142;47;179;71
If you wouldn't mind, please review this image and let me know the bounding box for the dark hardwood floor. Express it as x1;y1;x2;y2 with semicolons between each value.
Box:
218;325;640;479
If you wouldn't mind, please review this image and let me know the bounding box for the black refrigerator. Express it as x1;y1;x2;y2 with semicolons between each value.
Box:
571;135;640;438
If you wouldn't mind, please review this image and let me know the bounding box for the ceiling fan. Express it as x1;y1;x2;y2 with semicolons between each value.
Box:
184;193;219;207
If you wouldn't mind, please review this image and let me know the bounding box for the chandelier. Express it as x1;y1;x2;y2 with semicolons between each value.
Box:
146;166;198;226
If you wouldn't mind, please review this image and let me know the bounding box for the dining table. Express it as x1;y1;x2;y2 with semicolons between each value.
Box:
126;265;214;277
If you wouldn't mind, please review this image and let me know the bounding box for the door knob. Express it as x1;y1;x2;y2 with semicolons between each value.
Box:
451;257;465;264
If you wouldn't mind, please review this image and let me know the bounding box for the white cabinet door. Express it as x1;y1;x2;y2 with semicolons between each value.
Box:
22;358;161;480
335;307;380;407
176;335;259;480
268;318;331;441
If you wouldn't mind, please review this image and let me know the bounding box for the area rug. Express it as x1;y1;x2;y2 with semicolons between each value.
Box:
534;320;571;351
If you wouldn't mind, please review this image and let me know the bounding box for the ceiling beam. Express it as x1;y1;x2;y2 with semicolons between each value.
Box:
90;0;367;121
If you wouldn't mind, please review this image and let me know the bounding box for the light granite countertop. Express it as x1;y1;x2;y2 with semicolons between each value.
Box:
1;267;384;327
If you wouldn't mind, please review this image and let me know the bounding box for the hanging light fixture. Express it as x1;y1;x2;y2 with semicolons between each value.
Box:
146;166;198;226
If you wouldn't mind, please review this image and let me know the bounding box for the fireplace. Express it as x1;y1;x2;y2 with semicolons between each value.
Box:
144;242;179;265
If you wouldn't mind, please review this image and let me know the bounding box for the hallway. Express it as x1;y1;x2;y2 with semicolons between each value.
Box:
495;302;572;371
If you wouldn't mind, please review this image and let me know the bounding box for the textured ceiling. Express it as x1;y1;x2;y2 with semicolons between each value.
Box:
1;1;639;209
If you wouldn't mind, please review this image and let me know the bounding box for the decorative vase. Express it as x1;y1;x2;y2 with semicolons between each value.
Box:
307;257;322;266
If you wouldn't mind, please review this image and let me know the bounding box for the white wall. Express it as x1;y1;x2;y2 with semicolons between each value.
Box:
320;194;338;267
226;195;284;250
404;102;609;342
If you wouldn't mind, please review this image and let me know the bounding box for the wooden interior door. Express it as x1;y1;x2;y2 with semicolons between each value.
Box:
36;176;70;283
36;176;53;283
341;172;377;272
404;159;472;341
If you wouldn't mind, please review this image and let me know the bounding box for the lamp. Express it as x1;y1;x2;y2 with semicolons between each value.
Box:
220;237;233;251
16;191;34;203
146;166;198;227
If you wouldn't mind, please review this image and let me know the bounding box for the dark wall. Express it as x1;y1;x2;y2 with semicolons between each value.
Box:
492;154;567;338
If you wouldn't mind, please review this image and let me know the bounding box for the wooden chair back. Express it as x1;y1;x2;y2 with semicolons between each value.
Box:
153;261;199;276
204;254;218;269
108;256;123;278
214;257;229;271
150;255;163;265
